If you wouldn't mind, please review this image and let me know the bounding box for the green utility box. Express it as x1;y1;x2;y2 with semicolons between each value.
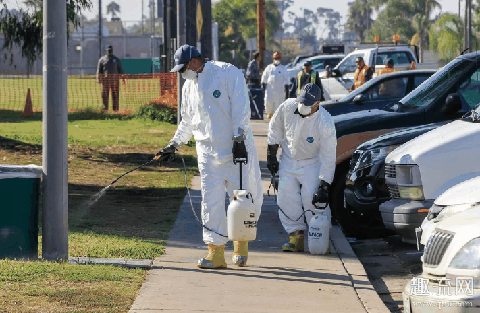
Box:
121;58;161;74
0;165;42;259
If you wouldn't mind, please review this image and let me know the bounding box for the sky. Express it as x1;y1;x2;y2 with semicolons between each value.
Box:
5;0;462;26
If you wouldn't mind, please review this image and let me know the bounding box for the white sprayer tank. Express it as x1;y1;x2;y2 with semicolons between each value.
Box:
308;205;331;254
227;189;257;241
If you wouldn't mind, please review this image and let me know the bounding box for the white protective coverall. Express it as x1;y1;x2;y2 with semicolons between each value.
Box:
261;63;289;115
170;61;263;245
267;98;337;233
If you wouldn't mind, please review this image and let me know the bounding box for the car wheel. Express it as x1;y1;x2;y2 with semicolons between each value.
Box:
330;164;393;239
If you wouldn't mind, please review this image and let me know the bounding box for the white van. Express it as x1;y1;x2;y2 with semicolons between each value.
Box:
403;206;480;312
380;104;480;243
419;174;480;249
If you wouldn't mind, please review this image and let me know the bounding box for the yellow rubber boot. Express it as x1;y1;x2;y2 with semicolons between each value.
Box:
282;230;304;252
232;241;248;267
197;244;227;269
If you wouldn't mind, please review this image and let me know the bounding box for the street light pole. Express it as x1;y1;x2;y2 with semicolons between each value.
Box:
43;0;68;261
99;0;102;58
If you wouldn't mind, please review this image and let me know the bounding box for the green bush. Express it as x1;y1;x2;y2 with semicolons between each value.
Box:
136;103;177;124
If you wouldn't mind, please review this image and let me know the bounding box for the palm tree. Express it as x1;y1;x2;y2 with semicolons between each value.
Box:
411;0;441;62
346;0;374;42
106;1;121;20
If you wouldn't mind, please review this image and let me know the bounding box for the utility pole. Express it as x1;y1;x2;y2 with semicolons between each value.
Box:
43;0;68;260
468;0;472;51
177;0;186;125
257;0;265;70
99;0;103;58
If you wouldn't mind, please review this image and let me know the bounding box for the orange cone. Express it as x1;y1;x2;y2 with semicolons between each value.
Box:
23;88;33;118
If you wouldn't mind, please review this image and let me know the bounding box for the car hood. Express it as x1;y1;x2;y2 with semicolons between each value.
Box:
385;119;480;165
334;109;401;132
356;122;448;151
435;174;480;206
436;205;480;233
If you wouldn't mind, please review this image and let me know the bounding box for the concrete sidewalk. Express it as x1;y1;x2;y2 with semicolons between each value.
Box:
129;120;390;313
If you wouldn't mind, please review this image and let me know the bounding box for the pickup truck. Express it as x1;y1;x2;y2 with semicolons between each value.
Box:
329;51;478;236
380;103;480;244
321;45;439;100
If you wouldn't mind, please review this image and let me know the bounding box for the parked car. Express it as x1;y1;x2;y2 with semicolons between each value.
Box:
380;103;480;244
287;54;345;81
322;70;435;114
403;205;480;312
328;51;479;234
419;173;480;250
343;122;448;238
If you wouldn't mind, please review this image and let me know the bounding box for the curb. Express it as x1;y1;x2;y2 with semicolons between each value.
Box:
330;226;391;313
69;257;153;269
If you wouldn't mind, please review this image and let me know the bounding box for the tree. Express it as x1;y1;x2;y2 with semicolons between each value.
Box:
346;0;374;42
106;1;120;20
429;13;466;63
212;0;280;68
411;0;441;62
368;0;417;43
0;0;92;66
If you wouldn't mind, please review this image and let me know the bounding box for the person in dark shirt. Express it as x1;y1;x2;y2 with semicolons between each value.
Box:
245;52;261;88
96;46;125;111
289;61;325;100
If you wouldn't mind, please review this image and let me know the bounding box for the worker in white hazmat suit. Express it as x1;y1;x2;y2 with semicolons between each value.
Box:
261;51;289;118
155;45;263;268
267;83;337;252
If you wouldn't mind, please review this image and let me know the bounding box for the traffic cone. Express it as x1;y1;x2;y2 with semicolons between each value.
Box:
23;88;33;118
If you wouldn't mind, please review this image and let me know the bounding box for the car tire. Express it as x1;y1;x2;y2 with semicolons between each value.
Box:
330;163;393;239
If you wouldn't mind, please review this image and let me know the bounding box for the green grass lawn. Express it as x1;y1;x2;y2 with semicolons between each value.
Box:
0;111;197;312
0;75;175;113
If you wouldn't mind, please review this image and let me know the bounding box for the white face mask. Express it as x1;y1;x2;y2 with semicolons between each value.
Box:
297;102;312;115
273;60;281;65
182;69;197;80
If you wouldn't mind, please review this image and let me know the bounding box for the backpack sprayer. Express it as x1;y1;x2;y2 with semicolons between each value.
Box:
267;172;330;255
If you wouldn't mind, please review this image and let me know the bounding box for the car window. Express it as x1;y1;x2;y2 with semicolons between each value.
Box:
402;58;472;108
364;77;408;100
376;52;414;65
413;75;432;89
457;69;480;109
337;53;365;75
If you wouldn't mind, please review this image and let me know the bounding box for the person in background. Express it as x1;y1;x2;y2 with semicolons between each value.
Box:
377;58;395;76
261;51;289;118
155;45;263;269
349;56;373;92
96;46;126;112
289;60;325;100
246;51;261;88
267;83;337;253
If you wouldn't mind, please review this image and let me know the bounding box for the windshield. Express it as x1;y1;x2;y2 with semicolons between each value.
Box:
401;58;472;108
338;76;381;102
336;53;365;75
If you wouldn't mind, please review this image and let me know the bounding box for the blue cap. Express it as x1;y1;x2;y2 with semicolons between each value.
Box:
297;83;322;106
304;61;312;66
170;45;201;72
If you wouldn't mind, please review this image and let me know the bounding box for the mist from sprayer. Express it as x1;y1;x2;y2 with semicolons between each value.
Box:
77;156;166;211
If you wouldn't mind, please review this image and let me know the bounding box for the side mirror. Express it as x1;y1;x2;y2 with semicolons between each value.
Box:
443;93;462;115
332;68;341;78
353;94;366;104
